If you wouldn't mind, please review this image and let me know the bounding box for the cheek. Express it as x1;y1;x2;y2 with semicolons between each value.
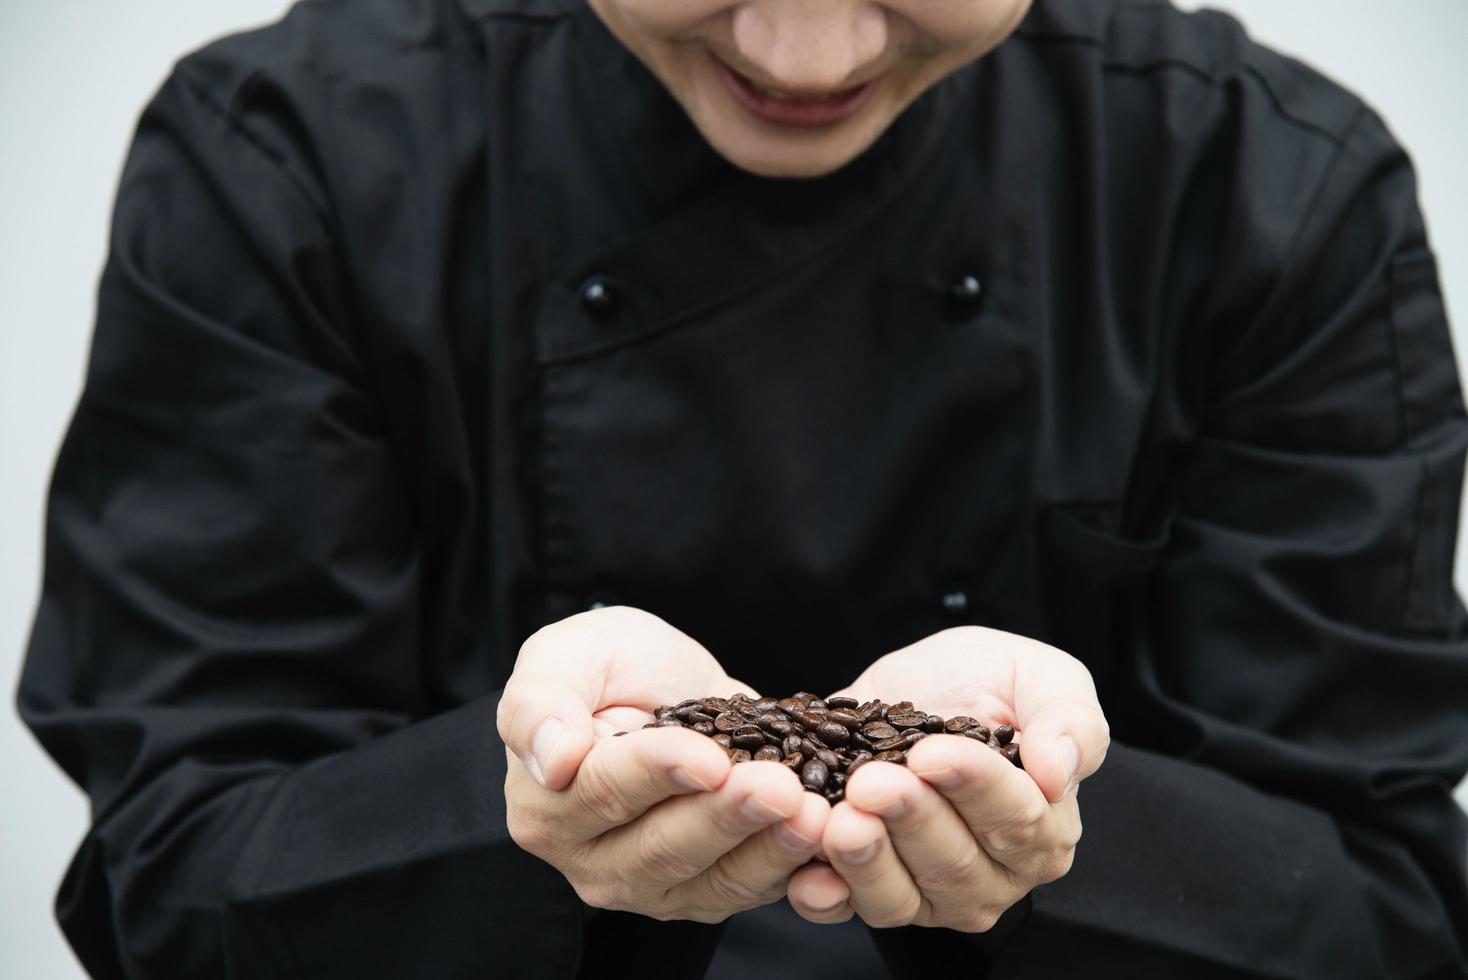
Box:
889;0;1032;48
608;0;733;36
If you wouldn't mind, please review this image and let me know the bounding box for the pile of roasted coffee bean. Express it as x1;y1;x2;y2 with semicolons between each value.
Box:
616;692;1022;804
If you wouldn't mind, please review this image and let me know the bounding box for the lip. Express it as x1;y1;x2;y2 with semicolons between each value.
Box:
712;56;880;129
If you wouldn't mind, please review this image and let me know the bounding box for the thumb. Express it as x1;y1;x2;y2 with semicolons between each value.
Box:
497;669;598;791
1016;695;1110;804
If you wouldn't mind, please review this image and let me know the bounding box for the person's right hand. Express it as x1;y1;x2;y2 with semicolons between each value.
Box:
497;605;830;922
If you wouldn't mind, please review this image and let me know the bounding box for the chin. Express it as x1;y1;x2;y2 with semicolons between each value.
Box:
700;125;884;180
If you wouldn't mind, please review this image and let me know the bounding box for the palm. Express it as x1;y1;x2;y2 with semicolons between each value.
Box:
834;628;1022;727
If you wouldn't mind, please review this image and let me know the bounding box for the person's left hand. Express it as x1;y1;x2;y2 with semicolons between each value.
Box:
785;626;1109;932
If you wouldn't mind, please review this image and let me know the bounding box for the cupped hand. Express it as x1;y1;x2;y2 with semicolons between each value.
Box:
498;606;831;922
786;626;1109;931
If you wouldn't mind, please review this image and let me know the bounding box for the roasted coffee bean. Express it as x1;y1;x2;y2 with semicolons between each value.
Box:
656;691;1026;803
801;758;829;792
733;727;766;751
817;721;852;746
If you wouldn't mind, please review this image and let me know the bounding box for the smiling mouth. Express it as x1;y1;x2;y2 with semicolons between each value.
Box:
713;56;880;128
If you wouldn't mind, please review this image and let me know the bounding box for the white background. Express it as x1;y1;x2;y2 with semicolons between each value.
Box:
2;1;1465;975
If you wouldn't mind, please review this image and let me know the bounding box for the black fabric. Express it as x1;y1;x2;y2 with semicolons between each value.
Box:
17;0;1468;977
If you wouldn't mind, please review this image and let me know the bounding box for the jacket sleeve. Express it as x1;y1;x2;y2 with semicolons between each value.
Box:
994;107;1468;979
15;69;583;979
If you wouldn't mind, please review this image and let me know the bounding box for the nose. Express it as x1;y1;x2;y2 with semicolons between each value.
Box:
730;2;889;95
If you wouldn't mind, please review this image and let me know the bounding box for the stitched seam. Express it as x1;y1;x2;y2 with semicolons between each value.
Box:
1014;29;1350;149
1401;460;1432;630
1386;257;1412;449
171;69;335;235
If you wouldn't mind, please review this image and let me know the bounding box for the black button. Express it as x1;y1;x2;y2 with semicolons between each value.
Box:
580;276;616;317
941;590;970;616
947;274;983;309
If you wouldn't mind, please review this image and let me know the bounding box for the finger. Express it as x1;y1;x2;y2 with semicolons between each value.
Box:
593;706;655;738
498;617;620;789
823;797;924;929
598;760;806;890
906;735;1079;882
499;607;740;790
787;862;853;924
842;757;1010;930
541;726;733;840
1014;666;1110;803
664;782;832;915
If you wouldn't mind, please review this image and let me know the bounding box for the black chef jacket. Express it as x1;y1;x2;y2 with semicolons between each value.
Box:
18;0;1468;977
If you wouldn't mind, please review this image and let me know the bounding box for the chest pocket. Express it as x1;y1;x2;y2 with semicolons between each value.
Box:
531;110;1039;695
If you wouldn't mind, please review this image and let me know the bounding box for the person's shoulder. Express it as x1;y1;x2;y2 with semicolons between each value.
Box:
169;0;480;113
134;0;490;231
1016;0;1368;147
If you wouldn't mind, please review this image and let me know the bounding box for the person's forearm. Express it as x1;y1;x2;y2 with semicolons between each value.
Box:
990;743;1464;979
50;692;587;979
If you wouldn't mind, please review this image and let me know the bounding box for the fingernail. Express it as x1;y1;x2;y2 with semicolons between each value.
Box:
836;841;879;865
870;797;909;819
1057;735;1079;797
672;765;714;792
913;766;961;788
774;822;818;852
529;718;563;788
739;794;788;823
